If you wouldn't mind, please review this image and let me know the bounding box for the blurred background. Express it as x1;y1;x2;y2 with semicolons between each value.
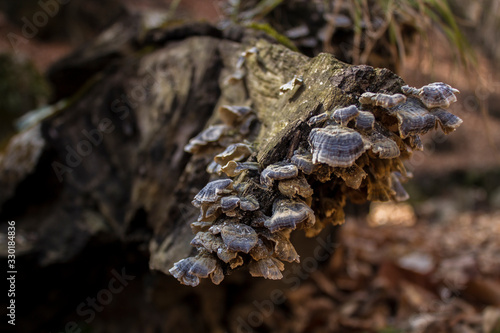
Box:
0;0;499;332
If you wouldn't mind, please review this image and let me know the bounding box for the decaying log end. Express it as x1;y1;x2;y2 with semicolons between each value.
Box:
0;21;462;286
166;38;462;286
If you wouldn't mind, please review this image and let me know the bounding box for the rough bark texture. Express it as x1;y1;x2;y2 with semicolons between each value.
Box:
0;18;406;332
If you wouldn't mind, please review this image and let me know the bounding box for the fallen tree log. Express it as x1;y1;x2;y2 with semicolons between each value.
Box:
0;16;462;331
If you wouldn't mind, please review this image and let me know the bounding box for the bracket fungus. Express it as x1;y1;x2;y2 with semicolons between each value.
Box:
192;179;234;207
184;124;231;154
260;163;299;188
355;110;376;130
214;143;253;166
360;92;407;108
170;253;223;287
389;98;438;138
278;174;314;198
291;150;318;175
279;75;304;96
248;257;285;280
430;108;464;134
221;223;258;253
332;105;360;126
309;125;370;168
402;82;459;109
169;43;462;286
219;160;259;177
219;106;253;127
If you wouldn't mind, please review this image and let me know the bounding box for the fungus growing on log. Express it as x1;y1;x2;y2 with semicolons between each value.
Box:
168;40;462;286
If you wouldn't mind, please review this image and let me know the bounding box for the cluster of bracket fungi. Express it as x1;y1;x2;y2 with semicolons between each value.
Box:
170;58;462;286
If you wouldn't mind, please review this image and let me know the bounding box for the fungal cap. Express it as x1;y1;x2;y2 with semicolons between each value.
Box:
391;98;437;138
333;164;367;189
419;82;459;109
221;223;258;253
309;125;369;167
260;163;299;188
360;92;406;108
430;108;463;134
307;112;329;127
218;106;253;127
220;195;241;214
210;265;224;285
355;110;375;130
367;177;392;202
188;253;217;278
214;143;253;166
406;135;424;151
229;255;244;269
184;125;230;153
249;238;274;261
265;199;315;232
291;150;318;174
190;231;218;251
390;172;410;202
332;105;359;126
380;93;407;108
220;160;259;177
279;75;303;95
190;221;213;233
216;246;238;263
248;257;285;279
169;253;218;286
260;230;300;263
192;179;233;207
206;160;222;174
240;195;260;211
278;174;314;198
359;92;377;104
362;125;400;159
401;85;420;96
169;257;200;287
